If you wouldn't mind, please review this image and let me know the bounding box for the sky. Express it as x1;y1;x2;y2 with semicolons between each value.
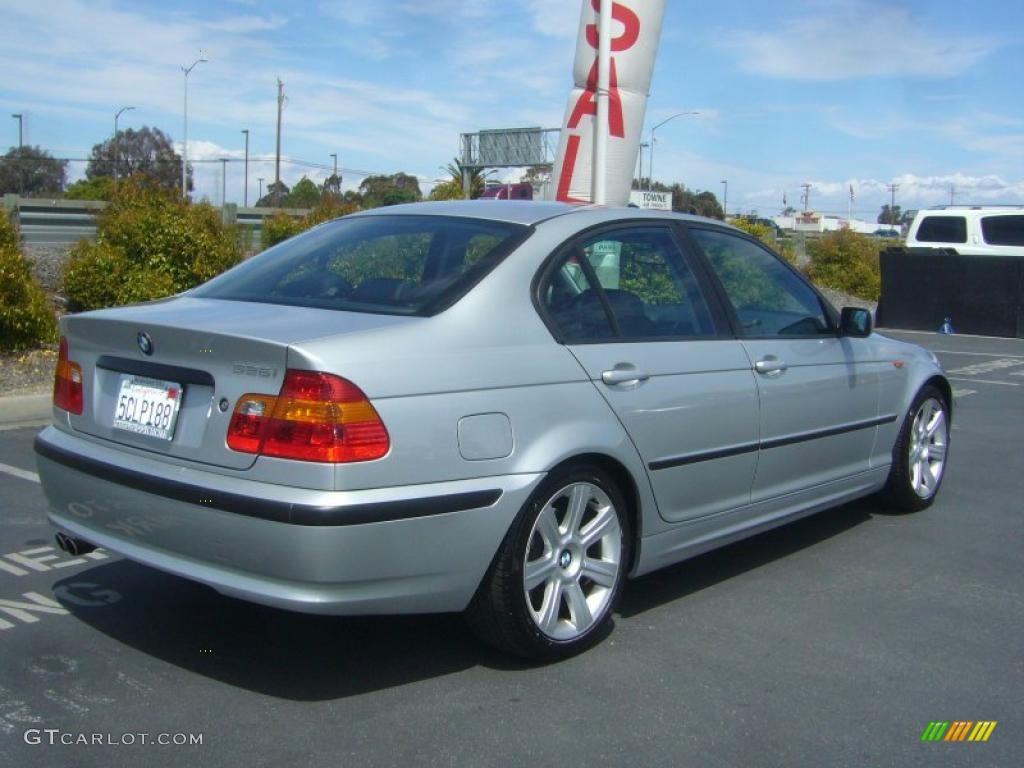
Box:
1;0;1022;220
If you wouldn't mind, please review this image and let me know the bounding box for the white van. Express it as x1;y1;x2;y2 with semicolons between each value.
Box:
905;206;1024;256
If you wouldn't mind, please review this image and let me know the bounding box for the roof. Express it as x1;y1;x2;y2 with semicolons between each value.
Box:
349;199;736;229
351;200;582;226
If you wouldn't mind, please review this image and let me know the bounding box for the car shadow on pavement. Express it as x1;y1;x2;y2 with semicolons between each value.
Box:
53;560;534;701
618;499;874;618
54;499;874;701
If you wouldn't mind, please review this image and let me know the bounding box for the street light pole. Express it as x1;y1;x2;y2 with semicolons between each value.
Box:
220;158;228;207
721;180;728;219
181;58;207;199
241;129;249;207
648;111;699;192
114;106;135;185
11;114;23;149
258;177;264;204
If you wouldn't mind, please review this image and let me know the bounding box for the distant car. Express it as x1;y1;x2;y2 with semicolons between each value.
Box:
36;201;952;659
905;206;1024;256
479;182;533;200
873;228;901;239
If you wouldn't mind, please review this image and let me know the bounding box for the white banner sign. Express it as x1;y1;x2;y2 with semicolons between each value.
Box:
629;190;671;210
551;0;667;206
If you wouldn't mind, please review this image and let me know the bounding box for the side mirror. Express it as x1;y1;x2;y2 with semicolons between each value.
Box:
840;307;873;337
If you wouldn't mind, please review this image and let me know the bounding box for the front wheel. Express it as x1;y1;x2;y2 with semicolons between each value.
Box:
466;464;631;660
880;385;951;512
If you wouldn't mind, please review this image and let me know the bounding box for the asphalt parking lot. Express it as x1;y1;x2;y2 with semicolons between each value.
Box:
0;329;1021;768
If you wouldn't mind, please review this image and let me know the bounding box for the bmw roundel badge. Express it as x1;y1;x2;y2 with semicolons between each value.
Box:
137;332;154;356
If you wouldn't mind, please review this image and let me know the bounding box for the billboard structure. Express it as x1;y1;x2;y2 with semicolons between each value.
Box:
551;0;666;206
458;127;560;198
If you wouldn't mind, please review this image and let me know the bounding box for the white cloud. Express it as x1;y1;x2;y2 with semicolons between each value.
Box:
721;0;1000;81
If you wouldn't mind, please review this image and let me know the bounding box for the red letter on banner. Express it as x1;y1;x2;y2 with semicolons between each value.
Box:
567;59;624;138
585;0;640;52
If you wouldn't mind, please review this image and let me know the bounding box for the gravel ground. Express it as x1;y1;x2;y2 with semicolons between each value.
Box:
0;344;58;396
24;244;71;294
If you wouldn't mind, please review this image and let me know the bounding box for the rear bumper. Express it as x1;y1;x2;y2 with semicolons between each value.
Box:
35;426;539;615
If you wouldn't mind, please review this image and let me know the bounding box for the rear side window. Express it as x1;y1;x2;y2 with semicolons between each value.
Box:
981;215;1024;246
916;216;967;244
193;215;526;315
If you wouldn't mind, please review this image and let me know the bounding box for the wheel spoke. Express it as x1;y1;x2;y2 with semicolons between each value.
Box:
580;506;618;548
565;484;590;535
537;580;563;633
524;556;557;591
926;409;945;438
564;581;593;630
580;557;618;588
536;506;561;549
928;442;947;462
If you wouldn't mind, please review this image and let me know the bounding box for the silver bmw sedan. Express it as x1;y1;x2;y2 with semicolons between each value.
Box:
35;201;951;660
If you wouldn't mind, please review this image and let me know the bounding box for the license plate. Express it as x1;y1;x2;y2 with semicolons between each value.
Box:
113;375;183;441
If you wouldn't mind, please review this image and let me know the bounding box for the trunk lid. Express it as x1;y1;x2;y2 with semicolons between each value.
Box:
60;296;417;470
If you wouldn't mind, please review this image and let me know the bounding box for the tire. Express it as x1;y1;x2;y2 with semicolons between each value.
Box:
466;463;631;661
880;385;951;512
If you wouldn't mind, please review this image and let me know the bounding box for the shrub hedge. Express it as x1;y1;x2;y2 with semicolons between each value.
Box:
63;177;243;311
0;214;57;352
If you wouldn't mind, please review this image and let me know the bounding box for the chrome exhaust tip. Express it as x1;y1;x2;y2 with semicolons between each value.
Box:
55;532;96;557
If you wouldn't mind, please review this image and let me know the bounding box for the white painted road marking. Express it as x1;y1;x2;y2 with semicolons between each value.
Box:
948;377;1020;387
952;389;977;398
0;461;39;484
946;358;1024;376
934;350;1024;359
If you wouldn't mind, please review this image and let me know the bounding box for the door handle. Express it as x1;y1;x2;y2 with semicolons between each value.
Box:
754;357;788;376
601;366;650;386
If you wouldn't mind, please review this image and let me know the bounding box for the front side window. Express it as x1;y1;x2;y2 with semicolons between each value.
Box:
981;215;1024;246
690;228;831;337
540;227;716;342
193;215;526;315
916;216;967;244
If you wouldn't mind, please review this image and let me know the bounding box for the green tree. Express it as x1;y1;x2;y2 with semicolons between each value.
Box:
322;173;343;200
878;204;901;227
63;177;242;310
289;176;321;208
65;176;115;201
256;180;290;208
86;126;189;192
0;146;67;197
359;173;422;208
0;213;57;351
806;229;881;301
429;160;485;201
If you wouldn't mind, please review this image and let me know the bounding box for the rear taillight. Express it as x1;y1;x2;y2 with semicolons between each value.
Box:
227;370;390;463
53;336;84;415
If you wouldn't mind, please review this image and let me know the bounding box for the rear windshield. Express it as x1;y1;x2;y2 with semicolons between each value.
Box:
915;216;967;244
193;215;527;315
981;215;1024;246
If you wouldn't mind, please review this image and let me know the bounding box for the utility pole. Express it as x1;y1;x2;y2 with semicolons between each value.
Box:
887;183;899;227
274;78;284;205
949;184;955;206
11;113;23;149
721;180;728;218
114;106;135;185
220;158;228;207
241;129;249;207
330;153;337;178
258;177;264;204
801;183;812;212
